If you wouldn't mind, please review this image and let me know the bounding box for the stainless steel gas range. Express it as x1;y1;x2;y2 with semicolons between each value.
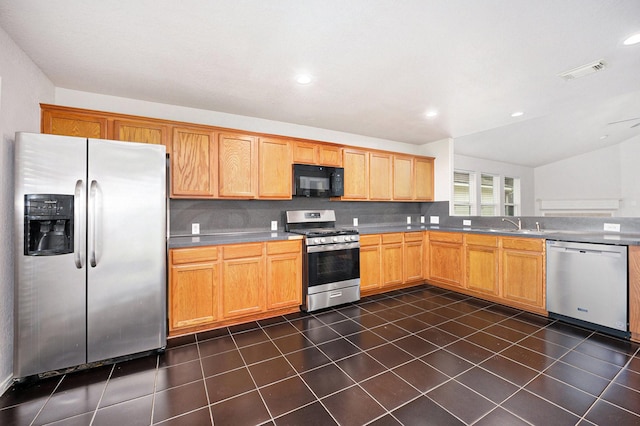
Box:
286;210;360;312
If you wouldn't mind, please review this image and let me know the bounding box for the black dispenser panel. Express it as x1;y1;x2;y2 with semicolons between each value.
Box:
24;194;74;256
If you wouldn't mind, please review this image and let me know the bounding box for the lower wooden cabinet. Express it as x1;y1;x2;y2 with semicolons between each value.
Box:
381;233;404;288
464;234;499;297
501;237;545;311
428;232;464;287
169;247;219;331
427;231;546;315
169;240;302;336
359;235;382;292
404;232;424;282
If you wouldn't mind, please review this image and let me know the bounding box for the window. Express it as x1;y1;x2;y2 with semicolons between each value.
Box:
453;171;473;215
480;174;498;216
504;176;520;216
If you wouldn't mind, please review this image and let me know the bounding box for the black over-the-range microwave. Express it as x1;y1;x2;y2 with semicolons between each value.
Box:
292;164;344;197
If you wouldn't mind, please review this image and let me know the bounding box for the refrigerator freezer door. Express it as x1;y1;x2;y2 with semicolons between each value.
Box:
86;139;167;362
14;133;87;378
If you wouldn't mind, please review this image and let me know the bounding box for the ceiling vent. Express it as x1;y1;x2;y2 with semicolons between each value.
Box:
558;60;607;80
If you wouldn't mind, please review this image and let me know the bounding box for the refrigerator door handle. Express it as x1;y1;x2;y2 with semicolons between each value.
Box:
88;180;98;267
74;179;85;269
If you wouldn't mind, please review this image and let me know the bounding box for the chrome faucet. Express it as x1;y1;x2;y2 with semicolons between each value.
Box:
502;217;521;230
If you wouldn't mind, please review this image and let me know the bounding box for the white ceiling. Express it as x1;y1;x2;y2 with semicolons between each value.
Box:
1;0;639;167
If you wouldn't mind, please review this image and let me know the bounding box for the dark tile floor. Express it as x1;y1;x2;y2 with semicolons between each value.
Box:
2;284;640;425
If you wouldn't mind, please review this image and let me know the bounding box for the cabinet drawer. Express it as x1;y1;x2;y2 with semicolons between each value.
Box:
501;237;544;252
429;232;463;243
465;234;498;247
171;246;218;264
382;233;403;244
404;232;423;243
267;240;301;255
360;234;381;246
223;243;264;259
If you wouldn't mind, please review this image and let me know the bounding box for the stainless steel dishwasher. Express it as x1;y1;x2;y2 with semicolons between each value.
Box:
546;240;628;337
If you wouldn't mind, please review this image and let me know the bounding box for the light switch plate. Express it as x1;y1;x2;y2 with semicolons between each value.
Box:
420;216;425;223
463;220;472;226
191;223;200;234
271;221;278;231
353;218;358;226
430;216;440;224
407;216;411;224
603;223;620;232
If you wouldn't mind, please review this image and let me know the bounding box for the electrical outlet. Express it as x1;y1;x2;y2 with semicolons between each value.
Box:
407;216;411;224
271;221;278;231
463;220;472;226
430;216;440;224
191;223;200;234
603;223;620;232
353;218;358;227
420;216;425;224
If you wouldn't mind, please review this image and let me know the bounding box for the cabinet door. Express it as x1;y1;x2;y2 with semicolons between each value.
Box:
169;261;219;332
502;248;544;309
429;234;463;287
381;233;404;287
219;133;258;198
42;108;107;139
113;119;169;150
414;157;434;201
369;152;392;200
404;233;424;282
266;241;302;309
259;137;292;199
318;145;343;166
171;127;217;197
629;246;640;343
360;235;382;292
292;141;317;164
221;244;265;318
465;235;499;296
342;148;369;199
393;155;414;200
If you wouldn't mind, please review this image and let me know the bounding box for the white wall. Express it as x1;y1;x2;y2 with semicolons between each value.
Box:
420;138;453;202
0;25;55;395
619;135;640;217
454;154;535;215
534;143;623;216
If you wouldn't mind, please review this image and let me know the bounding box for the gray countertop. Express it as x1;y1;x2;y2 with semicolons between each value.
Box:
168;225;640;248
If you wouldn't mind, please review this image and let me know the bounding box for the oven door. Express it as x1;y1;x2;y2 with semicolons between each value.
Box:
306;243;360;293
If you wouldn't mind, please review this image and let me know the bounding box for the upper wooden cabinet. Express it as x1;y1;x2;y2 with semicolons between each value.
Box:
113;119;169;149
42;106;107;139
342;148;369;200
369;152;392;201
292;141;342;166
393;155;414;200
414;157;435;201
41;104;435;202
171;127;217;198
218;133;258;198
259;137;292;199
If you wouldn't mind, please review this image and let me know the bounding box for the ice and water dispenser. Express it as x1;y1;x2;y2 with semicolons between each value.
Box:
24;194;74;255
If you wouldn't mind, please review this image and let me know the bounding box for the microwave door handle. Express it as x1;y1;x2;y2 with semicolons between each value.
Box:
73;179;85;269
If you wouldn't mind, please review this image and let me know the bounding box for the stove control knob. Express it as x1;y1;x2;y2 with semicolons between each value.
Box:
345;236;352;241
320;238;326;243
314;238;321;244
333;237;339;242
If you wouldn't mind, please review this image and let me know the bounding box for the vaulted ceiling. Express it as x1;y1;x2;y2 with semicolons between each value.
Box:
1;0;639;166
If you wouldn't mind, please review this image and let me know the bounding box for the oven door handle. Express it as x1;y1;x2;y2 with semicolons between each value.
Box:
306;242;360;253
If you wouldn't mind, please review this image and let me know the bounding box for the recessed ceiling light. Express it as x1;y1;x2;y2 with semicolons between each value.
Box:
511;111;524;118
623;33;640;46
295;74;313;85
600;135;609;140
425;110;438;118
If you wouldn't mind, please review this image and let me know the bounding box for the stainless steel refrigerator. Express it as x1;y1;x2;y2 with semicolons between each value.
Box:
14;132;167;379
